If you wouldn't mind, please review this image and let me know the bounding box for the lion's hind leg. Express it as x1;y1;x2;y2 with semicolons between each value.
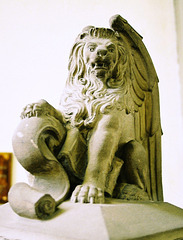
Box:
114;140;150;201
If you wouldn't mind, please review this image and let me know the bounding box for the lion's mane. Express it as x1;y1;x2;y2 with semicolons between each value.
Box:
59;27;130;128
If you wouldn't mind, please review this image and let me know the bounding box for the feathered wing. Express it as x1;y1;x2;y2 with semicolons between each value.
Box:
110;15;163;201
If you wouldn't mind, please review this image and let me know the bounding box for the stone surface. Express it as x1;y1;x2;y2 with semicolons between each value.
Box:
0;199;183;240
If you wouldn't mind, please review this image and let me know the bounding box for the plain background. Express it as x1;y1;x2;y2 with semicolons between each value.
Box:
0;0;183;208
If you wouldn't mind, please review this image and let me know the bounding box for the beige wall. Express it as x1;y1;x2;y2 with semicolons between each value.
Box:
1;0;183;208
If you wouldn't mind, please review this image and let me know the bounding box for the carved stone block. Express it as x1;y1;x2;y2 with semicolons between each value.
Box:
1;200;183;240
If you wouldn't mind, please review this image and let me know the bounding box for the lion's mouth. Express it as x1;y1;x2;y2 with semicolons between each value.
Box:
91;61;110;70
88;58;113;79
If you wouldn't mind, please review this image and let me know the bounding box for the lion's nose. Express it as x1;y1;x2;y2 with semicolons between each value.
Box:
97;49;107;56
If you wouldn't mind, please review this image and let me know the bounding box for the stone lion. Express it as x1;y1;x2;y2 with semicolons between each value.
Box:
9;15;163;219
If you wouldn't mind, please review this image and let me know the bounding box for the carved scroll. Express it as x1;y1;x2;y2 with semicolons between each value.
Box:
9;116;70;219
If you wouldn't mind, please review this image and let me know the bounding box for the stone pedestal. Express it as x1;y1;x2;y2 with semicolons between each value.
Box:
0;199;183;240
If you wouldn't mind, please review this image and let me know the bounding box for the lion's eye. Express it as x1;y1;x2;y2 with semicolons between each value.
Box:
89;47;95;52
108;48;114;53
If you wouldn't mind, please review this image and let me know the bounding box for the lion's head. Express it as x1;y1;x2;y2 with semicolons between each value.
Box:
68;26;128;87
60;27;129;128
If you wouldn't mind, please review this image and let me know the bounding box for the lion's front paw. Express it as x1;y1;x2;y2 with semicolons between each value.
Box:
21;99;56;119
70;185;104;204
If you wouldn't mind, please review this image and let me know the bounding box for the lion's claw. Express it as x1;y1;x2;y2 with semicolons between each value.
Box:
20;99;56;119
71;184;104;204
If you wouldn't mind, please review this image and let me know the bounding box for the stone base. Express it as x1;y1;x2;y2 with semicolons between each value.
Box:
0;199;183;240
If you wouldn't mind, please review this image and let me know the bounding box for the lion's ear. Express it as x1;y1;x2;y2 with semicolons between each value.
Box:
79;26;95;39
82;26;95;32
80;33;87;39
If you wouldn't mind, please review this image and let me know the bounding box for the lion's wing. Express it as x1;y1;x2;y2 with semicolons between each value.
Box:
110;15;163;201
